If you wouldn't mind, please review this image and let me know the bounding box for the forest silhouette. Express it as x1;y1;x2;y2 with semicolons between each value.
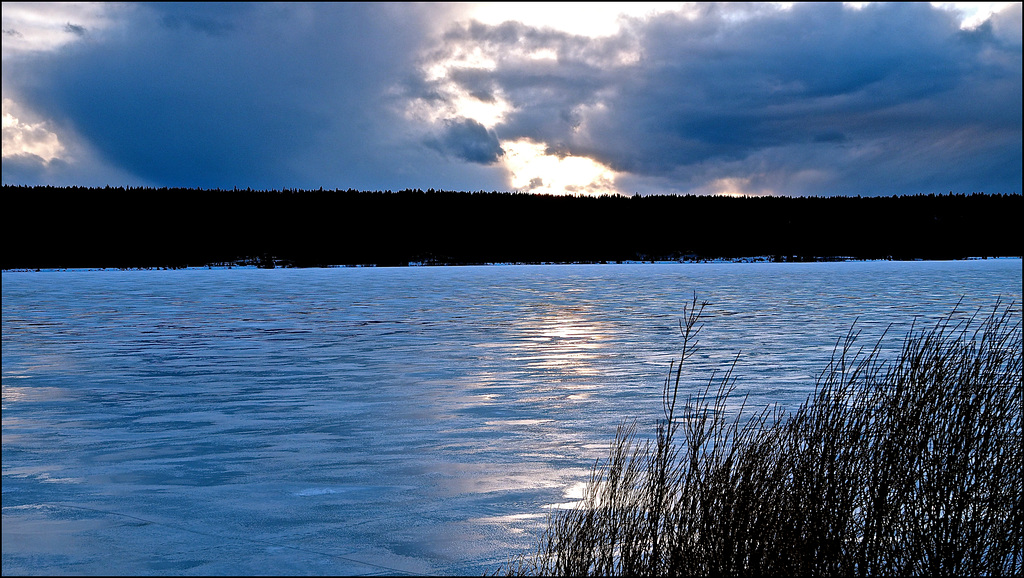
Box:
2;185;1020;269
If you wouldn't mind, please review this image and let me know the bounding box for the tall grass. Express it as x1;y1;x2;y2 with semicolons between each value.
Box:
500;297;1022;576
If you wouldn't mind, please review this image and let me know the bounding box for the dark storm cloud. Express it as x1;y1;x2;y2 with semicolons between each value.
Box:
427;117;504;164
5;2;501;191
419;18;631;148
419;2;1022;195
63;23;86;36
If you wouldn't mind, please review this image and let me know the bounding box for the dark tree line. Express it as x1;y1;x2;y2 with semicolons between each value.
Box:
1;185;1020;269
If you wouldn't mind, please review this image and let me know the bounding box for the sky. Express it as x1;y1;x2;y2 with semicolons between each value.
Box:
2;2;1021;197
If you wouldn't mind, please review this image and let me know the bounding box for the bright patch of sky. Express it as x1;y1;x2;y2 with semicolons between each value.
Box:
2;98;62;163
467;2;689;37
1;2;123;57
502;139;618;195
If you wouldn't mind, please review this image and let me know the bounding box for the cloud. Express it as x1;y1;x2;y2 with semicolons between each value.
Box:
1;97;157;187
3;99;63;162
989;2;1022;47
3;2;507;191
154;2;243;35
427;117;504;164
1;2;122;58
63;23;87;36
2;2;1020;196
417;2;1022;195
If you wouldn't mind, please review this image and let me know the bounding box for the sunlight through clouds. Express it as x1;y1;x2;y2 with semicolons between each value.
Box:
706;177;758;198
502;139;619;196
2;99;64;163
406;29;512;146
2;2;125;167
412;2;657;195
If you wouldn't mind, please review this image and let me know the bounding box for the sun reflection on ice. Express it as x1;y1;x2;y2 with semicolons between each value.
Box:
513;309;613;379
543;480;590;510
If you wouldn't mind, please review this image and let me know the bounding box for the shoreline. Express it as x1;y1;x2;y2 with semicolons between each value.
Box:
4;255;1020;273
5;187;1021;271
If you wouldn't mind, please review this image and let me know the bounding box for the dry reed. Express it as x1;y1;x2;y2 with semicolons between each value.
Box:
499;296;1022;576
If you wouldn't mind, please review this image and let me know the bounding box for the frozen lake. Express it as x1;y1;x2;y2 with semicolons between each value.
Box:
3;260;1021;575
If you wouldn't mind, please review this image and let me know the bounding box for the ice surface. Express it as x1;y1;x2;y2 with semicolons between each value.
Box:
3;260;1021;575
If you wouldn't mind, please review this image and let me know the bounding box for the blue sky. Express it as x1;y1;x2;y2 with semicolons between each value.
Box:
2;2;1021;196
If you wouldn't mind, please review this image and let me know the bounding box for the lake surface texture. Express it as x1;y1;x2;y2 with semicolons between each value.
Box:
3;260;1021;575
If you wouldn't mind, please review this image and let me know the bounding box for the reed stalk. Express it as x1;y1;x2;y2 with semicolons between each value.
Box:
499;296;1022;576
